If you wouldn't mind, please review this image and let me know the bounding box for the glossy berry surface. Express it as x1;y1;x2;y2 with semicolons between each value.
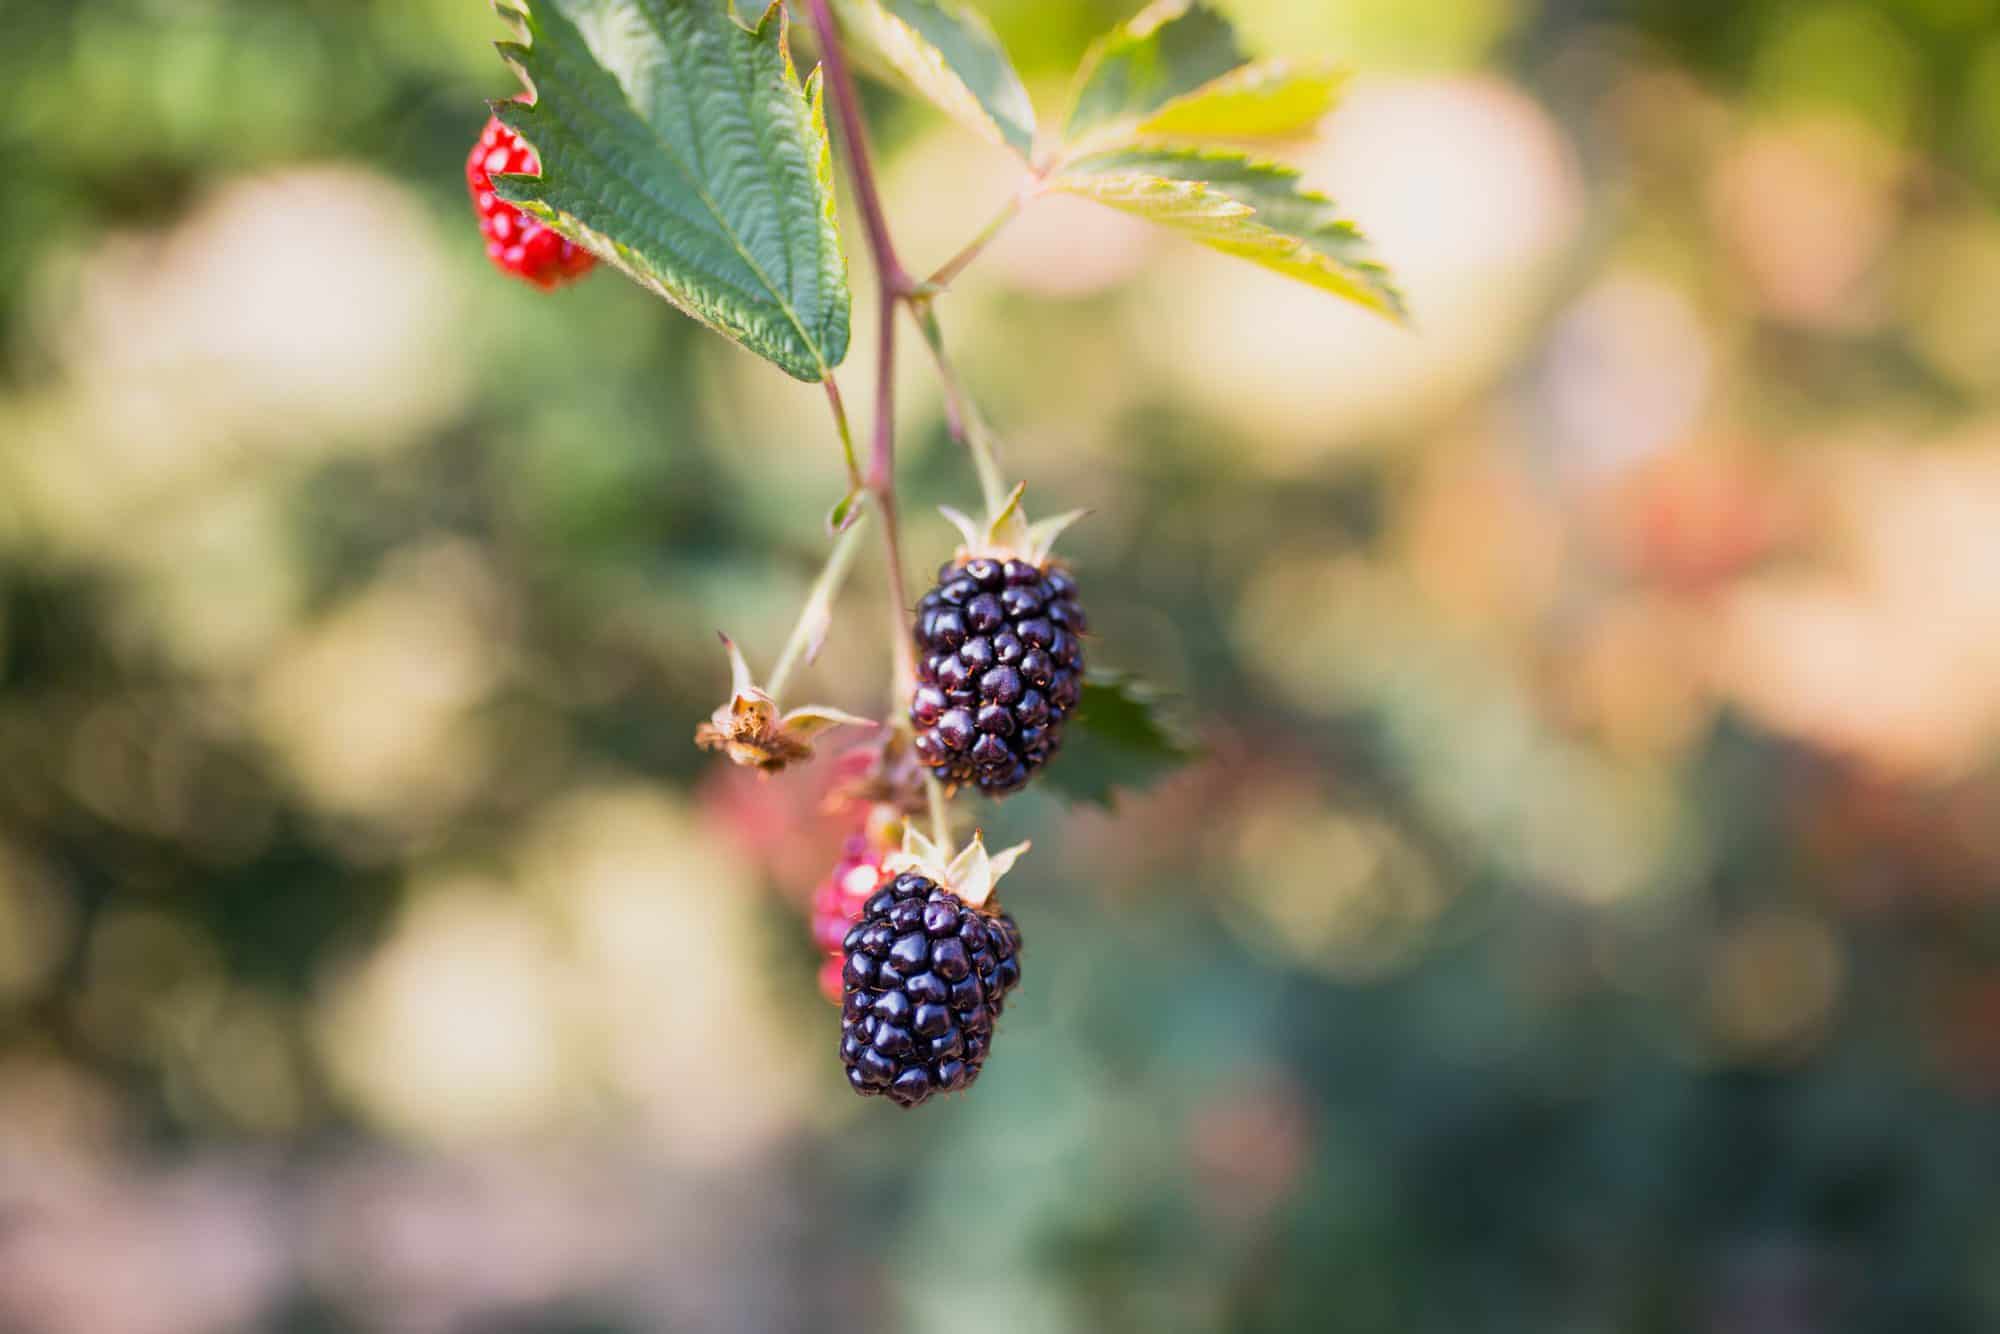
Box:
910;558;1086;796
839;873;1023;1108
811;835;888;1004
466;114;597;290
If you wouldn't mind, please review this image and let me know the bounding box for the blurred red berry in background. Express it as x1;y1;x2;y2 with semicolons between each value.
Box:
466;114;596;290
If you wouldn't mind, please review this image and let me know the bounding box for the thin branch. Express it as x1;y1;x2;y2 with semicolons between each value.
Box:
868;286;898;492
925;191;1025;292
766;510;872;701
911;301;1007;516
871;290;920;699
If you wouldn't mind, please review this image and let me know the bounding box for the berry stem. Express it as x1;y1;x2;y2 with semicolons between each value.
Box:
925;771;952;847
766;510;872;702
910;301;1008;517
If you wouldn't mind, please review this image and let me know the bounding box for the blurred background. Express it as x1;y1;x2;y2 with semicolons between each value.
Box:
5;0;2000;1330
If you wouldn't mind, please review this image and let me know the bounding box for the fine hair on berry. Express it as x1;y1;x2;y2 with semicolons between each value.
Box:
839;872;1022;1108
910;558;1085;796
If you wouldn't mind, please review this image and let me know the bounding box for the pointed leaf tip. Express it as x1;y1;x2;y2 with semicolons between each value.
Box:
1055;147;1403;319
991;481;1028;528
939;505;985;552
945;834;984;891
716;632;761;698
1025;509;1089;563
985;838;1030;883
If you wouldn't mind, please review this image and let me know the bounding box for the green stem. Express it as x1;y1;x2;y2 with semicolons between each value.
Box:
925;191;1025;291
822;377;865;496
911;302;1007;516
766;510;872;701
925;771;952;848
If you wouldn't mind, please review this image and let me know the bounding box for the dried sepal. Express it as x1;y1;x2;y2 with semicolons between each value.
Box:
938;504;988;553
1025;508;1087;558
883;827;1030;909
694;634;874;774
939;483;1089;570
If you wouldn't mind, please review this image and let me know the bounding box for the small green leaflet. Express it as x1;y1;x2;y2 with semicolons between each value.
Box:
1065;0;1247;141
493;0;851;382
1044;672;1200;809
1054;146;1404;319
1133;58;1348;141
833;0;1037;159
1050;3;1395;316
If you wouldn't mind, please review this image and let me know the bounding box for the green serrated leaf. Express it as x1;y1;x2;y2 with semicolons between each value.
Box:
493;0;850;382
1064;0;1246;141
1135;58;1348;140
1044;672;1200;809
833;0;1036;158
1054;145;1404;319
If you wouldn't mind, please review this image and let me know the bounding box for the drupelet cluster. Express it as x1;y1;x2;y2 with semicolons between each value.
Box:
466;114;597;290
838;872;1023;1108
911;558;1086;797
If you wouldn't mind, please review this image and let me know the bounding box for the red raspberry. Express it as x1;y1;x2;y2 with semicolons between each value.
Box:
811;833;891;1004
466;113;596;290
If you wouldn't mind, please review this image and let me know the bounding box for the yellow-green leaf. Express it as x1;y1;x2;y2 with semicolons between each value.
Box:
1064;0;1246;140
493;0;851;382
832;0;1036;158
1055;146;1404;319
1136;58;1348;140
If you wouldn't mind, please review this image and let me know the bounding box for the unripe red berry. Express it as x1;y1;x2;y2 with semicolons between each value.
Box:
810;832;892;1003
466;113;596;290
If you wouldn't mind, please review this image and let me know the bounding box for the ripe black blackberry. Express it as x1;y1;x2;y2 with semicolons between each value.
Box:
910;485;1090;797
840;832;1027;1108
